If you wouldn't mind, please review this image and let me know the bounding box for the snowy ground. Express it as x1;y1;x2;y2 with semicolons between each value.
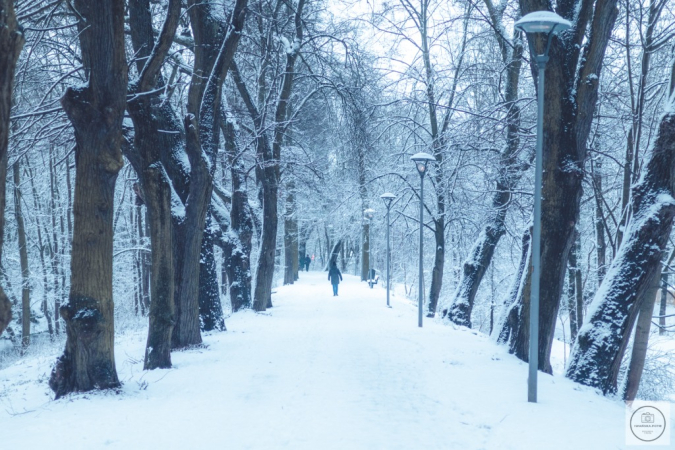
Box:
0;272;661;449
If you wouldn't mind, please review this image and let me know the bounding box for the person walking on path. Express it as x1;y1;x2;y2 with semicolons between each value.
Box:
304;254;311;271
328;262;343;296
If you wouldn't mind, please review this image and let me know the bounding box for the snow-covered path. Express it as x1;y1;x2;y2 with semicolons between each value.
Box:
1;272;629;449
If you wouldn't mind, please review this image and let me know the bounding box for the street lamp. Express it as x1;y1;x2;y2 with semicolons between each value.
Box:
411;152;435;328
515;10;571;404
380;192;397;308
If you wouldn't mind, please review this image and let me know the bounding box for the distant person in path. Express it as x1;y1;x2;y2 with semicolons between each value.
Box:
328;262;343;296
304;254;311;271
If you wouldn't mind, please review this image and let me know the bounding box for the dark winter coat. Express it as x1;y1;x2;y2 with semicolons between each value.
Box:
328;266;342;285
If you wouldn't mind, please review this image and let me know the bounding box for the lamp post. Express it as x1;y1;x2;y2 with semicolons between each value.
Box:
380;193;397;308
411;152;435;327
515;10;571;403
364;208;375;281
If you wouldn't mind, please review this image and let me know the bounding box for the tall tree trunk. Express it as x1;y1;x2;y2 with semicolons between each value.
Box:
283;178;297;285
166;0;246;345
361;222;370;281
135;200;148;316
622;268;661;401
26;159;55;339
59;153;74;335
126;0;181;368
198;213;225;331
592;159;607;284
500;0;618;373
143;166;176;365
238;0;304;311
131;191;141;315
173;0;247;331
566;229;582;342
14;161;30;348
49;0;127;398
220;114;253;311
49;147;61;336
574;234;584;329
292;218;299;281
419;0;443;316
567;104;675;395
253;168;278;311
659;272;668;335
657;247;675;335
496;228;531;349
299;222;310;272
0;0;24;337
567;245;578;342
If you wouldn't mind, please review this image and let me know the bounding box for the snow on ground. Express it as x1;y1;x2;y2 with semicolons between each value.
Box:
0;272;653;449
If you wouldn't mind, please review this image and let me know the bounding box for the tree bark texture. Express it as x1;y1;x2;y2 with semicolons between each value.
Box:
49;0;127;398
592;159;607;285
567;241;579;343
171;0;247;344
231;63;275;311
126;0;181;369
283;178;298;285
502;0;619;373
659;272;668;335
495;228;531;358
198;214;225;331
566;229;583;342
14;161;30;348
622;268;661;401
221;114;253;311
142;165;176;368
0;0;24;337
194;0;248;331
361;222;370;281
566;109;675;394
26;157;54;339
234;0;303;311
48;147;62;336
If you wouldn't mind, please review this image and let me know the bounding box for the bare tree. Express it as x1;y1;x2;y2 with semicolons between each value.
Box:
232;0;306;311
497;0;619;373
171;0;247;345
13;159;30;348
0;0;24;337
566;78;675;395
49;0;127;398
220;112;253;311
125;0;181;369
444;0;524;326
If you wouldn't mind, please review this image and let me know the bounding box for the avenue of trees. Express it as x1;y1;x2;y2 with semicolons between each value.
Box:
0;0;674;401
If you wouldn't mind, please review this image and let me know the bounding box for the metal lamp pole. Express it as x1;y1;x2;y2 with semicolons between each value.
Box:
411;153;435;328
381;193;397;308
515;11;571;403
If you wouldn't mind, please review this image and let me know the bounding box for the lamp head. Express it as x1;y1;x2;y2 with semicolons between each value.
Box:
411;152;435;176
514;11;571;35
364;208;375;220
516;11;571;60
380;192;396;210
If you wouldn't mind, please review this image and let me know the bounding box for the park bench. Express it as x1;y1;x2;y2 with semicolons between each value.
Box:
367;269;379;289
